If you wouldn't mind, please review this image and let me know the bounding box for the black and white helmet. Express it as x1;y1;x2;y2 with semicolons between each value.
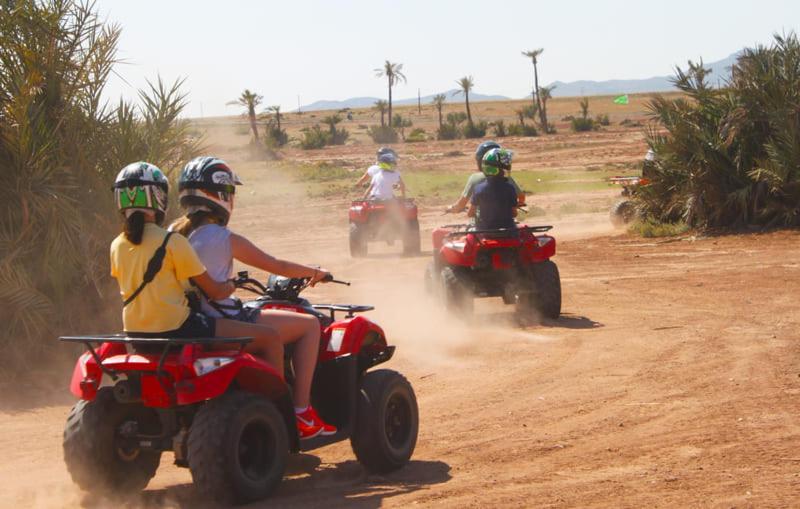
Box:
178;157;242;224
376;147;397;160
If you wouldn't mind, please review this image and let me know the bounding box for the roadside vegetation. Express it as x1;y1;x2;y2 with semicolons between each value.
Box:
640;32;800;229
0;0;200;374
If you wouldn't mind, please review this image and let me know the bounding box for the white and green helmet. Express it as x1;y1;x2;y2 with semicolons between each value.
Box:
481;148;513;177
113;162;169;222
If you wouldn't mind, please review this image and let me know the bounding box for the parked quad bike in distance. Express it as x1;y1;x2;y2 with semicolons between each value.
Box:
608;176;650;227
425;224;561;322
349;198;420;257
61;272;418;505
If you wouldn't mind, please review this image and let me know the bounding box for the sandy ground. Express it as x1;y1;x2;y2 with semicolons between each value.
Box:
1;131;799;508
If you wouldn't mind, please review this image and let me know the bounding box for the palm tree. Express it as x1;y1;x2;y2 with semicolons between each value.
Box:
373;100;388;127
374;61;407;126
227;89;262;141
522;49;548;130
539;84;555;132
453;76;475;125
266;105;282;132
431;93;447;129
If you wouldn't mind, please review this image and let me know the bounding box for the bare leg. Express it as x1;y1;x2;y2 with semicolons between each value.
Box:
215;318;284;376
256;310;320;408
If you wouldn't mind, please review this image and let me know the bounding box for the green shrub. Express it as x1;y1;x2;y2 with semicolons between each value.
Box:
405;128;427;143
435;123;459;140
507;124;538;137
367;125;399;143
446;112;468;125
463;121;487;139
629;219;690;238
492;120;508;137
639;33;800;228
0;0;201;373
264;126;288;147
571;117;596;132
596;114;610;126
299;125;329;149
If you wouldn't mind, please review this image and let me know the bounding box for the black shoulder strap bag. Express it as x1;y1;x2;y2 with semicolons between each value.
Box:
123;232;175;307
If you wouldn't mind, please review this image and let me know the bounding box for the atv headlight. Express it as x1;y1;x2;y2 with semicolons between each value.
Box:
352;205;364;212
537;237;552;247
445;240;466;252
193;357;234;376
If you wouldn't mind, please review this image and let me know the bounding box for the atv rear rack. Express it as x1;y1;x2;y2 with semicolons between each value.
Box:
444;225;553;238
59;335;253;383
312;304;375;319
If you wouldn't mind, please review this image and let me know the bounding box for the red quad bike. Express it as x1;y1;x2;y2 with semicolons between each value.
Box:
349;198;420;257
608;176;650;227
425;225;561;322
61;273;418;505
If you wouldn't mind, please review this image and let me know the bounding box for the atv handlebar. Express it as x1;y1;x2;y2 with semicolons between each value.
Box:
233;271;349;299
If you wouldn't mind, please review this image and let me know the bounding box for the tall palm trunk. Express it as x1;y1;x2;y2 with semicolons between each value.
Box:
465;91;472;125
437;107;443;129
532;62;545;130
387;80;393;128
248;106;259;140
380;110;385;127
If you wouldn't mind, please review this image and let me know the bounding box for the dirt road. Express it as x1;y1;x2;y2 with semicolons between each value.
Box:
2;154;799;508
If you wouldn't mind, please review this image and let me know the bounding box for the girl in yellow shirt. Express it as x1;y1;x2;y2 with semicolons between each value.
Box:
110;162;282;370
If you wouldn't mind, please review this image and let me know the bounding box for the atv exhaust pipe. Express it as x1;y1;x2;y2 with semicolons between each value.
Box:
113;378;142;403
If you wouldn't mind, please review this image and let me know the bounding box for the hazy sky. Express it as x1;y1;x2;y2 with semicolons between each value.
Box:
95;0;800;117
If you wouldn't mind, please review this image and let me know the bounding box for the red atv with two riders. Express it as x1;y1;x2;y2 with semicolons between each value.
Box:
427;146;561;322
61;272;418;504
349;198;420;257
425;224;561;322
350;147;420;257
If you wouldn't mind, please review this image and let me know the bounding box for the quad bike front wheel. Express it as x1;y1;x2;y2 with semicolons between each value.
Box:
188;391;288;505
402;218;421;256
520;260;562;320
610;199;637;227
351;369;419;473
63;387;162;495
441;266;473;316
349;223;367;257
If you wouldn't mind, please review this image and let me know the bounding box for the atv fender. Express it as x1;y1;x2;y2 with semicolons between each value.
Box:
320;316;387;362
69;342;127;400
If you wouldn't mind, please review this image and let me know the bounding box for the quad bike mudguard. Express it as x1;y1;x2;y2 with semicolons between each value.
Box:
435;225;556;269
349;199;418;224
63;335;286;408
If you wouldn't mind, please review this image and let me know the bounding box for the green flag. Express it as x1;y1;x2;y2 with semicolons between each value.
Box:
613;94;629;105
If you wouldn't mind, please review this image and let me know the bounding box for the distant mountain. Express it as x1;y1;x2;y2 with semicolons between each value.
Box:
299;89;510;112
546;52;740;97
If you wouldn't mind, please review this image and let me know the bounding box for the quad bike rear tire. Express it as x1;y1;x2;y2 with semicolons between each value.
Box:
349;223;367;257
424;261;438;295
351;369;418;473
610;199;637;227
526;260;562;320
403;219;421;256
441;266;473;316
188;391;288;505
63;387;161;494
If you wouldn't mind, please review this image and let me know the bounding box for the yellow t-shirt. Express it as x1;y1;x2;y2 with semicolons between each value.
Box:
110;223;206;333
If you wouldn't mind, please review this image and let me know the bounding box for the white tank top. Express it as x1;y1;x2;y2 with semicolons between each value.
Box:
188;224;235;318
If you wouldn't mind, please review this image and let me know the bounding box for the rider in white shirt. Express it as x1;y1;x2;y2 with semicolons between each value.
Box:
364;150;405;201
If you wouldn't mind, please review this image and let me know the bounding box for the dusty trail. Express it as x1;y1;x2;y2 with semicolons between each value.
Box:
1;156;799;508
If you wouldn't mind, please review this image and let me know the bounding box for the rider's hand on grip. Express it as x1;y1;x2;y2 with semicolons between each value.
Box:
309;268;331;287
